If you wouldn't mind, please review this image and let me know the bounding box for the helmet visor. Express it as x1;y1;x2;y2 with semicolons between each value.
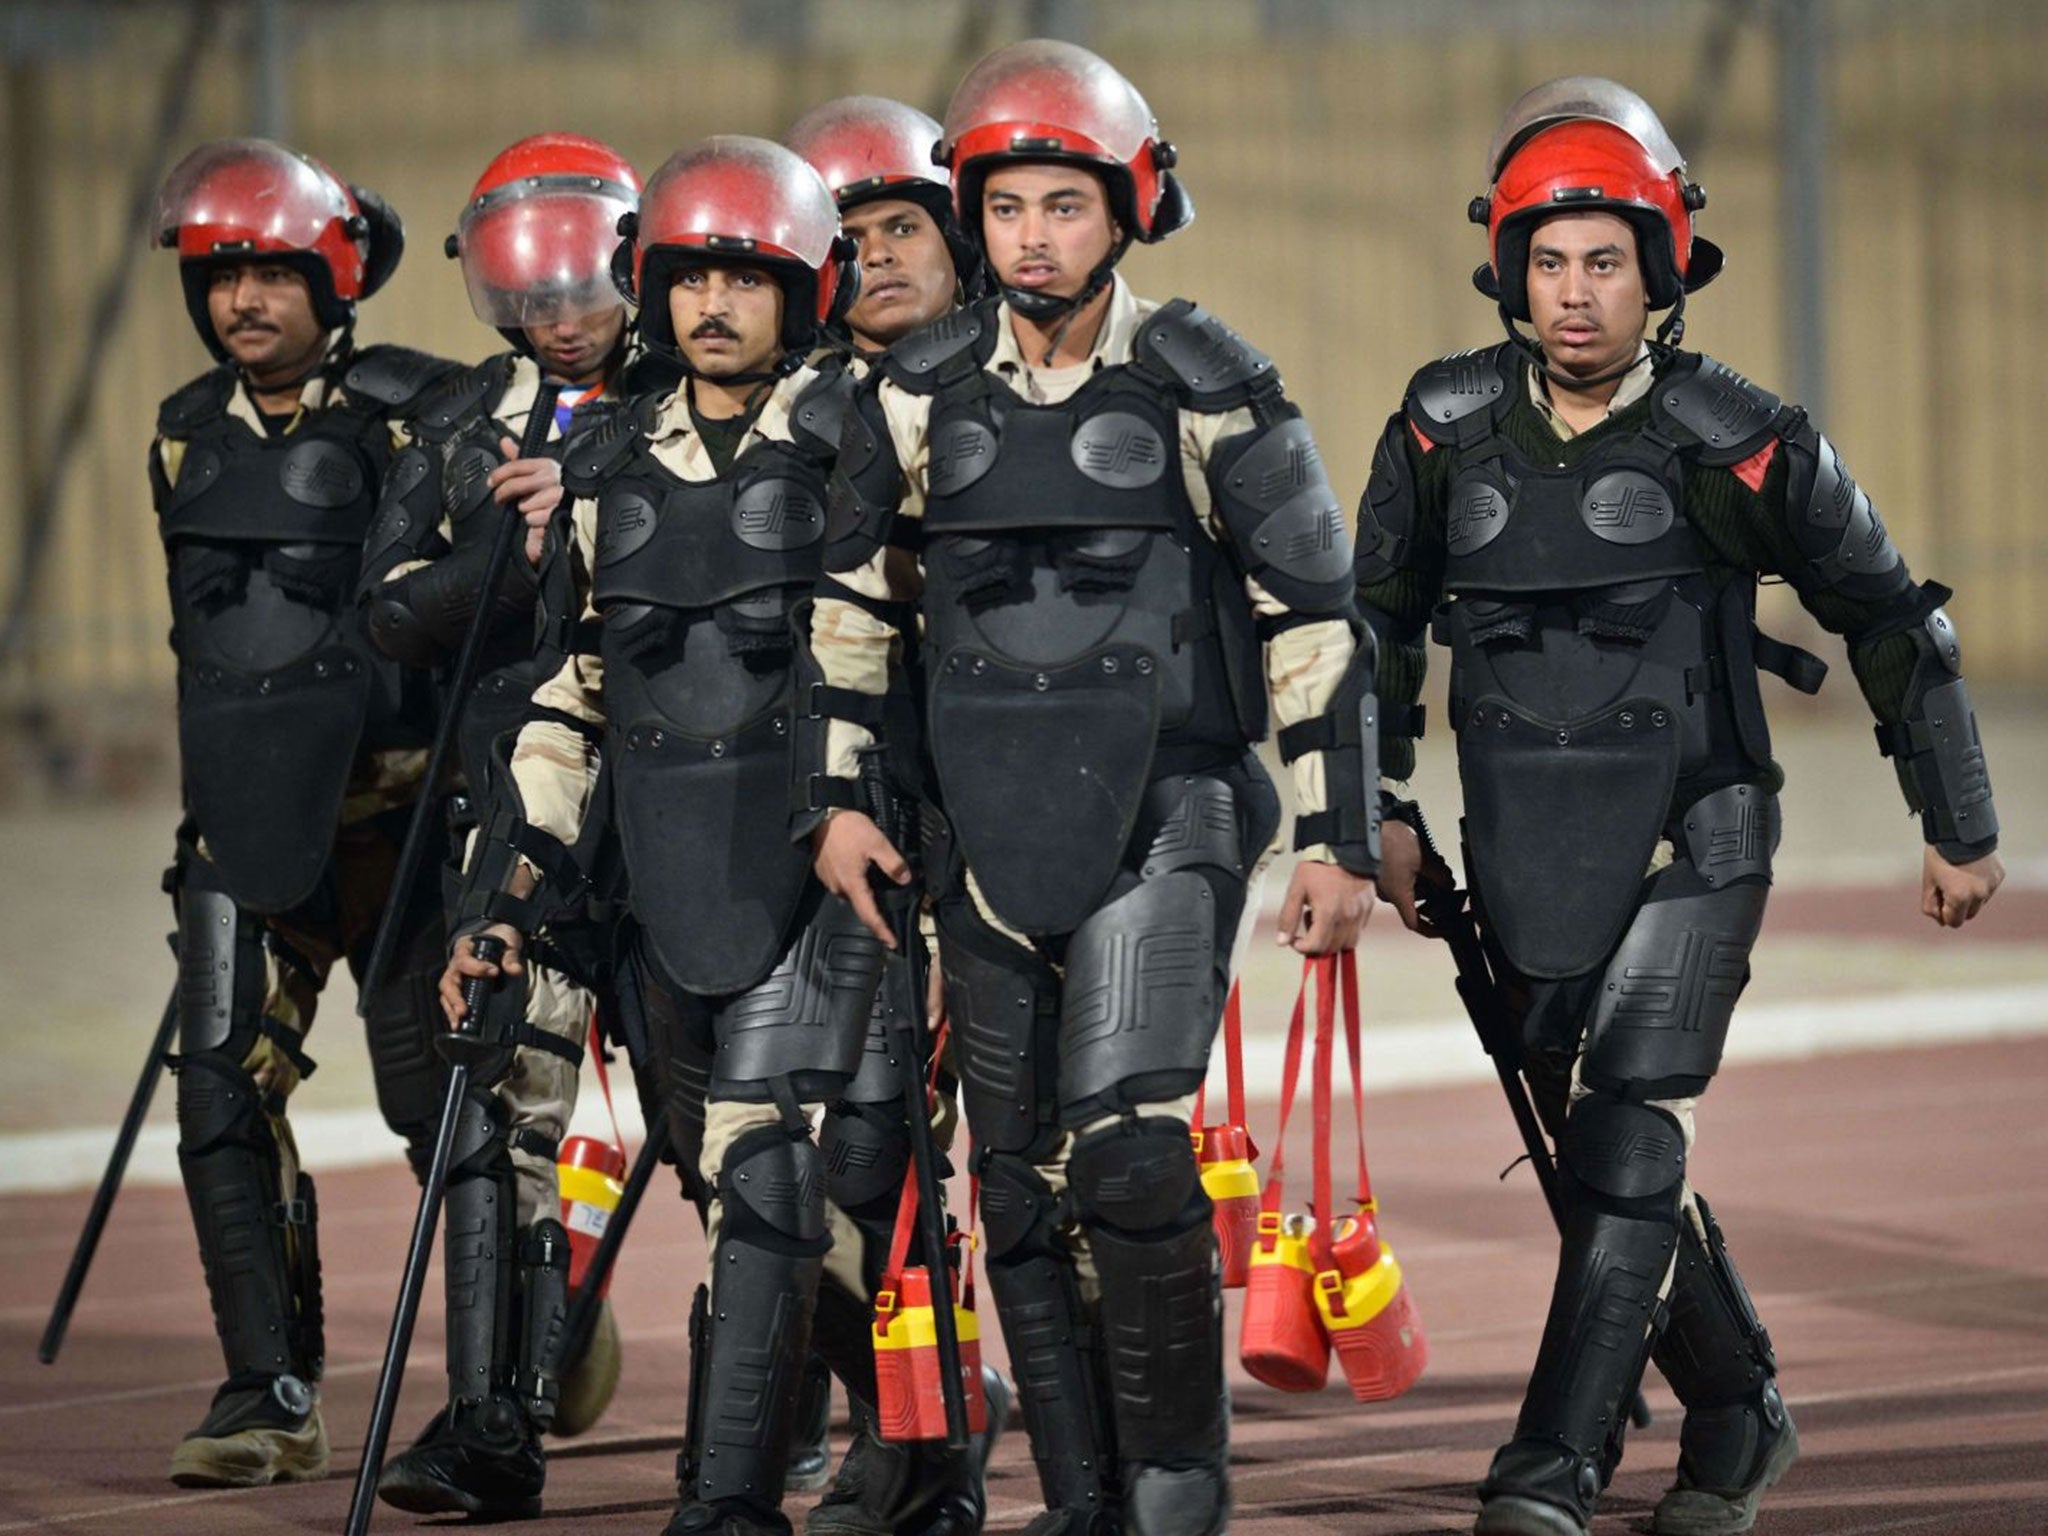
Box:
154;138;356;258
456;177;636;327
1485;76;1686;183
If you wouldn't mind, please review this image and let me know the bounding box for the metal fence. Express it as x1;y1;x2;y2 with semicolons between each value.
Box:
1;0;2042;787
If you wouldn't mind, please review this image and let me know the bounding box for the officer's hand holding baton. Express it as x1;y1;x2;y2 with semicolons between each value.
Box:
812;809;910;949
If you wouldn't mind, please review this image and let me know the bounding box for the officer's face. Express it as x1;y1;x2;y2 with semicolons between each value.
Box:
980;165;1121;304
522;303;626;385
206;261;325;381
668;263;784;379
840;197;955;349
1524;212;1650;380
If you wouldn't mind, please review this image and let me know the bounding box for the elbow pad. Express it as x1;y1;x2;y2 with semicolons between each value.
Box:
1274;625;1382;876
823;380;904;572
1876;605;1998;861
1779;419;1911;603
357;443;443;595
1355;413;1420;591
367;533;539;667
1209;403;1355;615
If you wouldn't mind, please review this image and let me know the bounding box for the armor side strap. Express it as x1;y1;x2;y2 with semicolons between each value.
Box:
452;810;592;939
790;597;883;837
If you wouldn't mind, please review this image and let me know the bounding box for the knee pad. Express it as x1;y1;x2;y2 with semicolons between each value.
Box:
175;876;266;1058
819;1100;913;1219
175;1050;271;1158
977;1151;1065;1267
1068;1117;1207;1237
717;1124;829;1258
1558;1095;1687;1221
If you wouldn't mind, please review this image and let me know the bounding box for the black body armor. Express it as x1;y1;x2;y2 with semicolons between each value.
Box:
1412;343;1815;980
883;302;1269;936
570;388;838;996
155;356;430;913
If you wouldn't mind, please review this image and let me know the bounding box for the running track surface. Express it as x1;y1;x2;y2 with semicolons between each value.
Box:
4;1035;2045;1536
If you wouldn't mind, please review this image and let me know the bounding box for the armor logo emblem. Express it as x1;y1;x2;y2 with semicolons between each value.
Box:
279;440;366;509
1446;478;1512;555
443;444;498;519
929;418;998;496
1581;470;1675;545
1610;926;1749;1031
1071;411;1168;489
595;490;660;565
1255;436;1323;501
733;479;824;550
1284;504;1346;567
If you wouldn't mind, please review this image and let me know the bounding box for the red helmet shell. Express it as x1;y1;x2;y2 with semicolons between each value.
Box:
938;39;1186;244
630;136;849;355
785;96;949;215
454;133;639;332
1482;99;1720;319
156;138;366;296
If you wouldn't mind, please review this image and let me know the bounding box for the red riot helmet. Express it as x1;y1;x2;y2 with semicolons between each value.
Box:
784;95;978;287
1469;77;1722;321
618;135;856;368
448;132;640;354
937;39;1191;319
154;138;401;362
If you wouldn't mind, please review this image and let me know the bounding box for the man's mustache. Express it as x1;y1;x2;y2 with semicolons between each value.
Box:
691;318;739;340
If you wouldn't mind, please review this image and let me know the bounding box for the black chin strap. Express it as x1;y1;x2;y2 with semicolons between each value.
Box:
1499;291;1690;395
998;232;1133;366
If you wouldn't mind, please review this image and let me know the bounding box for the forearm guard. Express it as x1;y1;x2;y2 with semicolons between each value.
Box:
788;596;888;841
1876;605;1999;861
451;804;593;944
1274;625;1382;876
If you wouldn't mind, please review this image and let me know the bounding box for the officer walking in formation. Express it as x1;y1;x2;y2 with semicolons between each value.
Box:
359;132;642;1520
784;93;1013;1536
803;40;1380;1536
1359;78;2004;1536
149;138;454;1488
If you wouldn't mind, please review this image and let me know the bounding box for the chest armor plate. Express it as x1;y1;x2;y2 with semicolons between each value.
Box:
918;369;1250;935
589;435;825;995
159;405;388;914
1442;429;1699;595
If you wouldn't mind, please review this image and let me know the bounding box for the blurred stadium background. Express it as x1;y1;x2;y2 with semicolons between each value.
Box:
0;0;2040;1155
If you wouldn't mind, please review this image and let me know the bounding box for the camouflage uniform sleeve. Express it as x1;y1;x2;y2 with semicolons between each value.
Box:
507;494;605;846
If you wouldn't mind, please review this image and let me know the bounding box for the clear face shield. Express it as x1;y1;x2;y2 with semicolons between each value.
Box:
1483;76;1687;185
455;176;637;329
153;138;359;259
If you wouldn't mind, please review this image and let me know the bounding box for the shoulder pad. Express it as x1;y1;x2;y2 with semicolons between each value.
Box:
409;354;512;440
559;396;647;494
342;345;463;416
1652;352;1783;462
882;302;994;392
1133;299;1277;406
157;368;235;437
790;360;857;458
1405;344;1514;446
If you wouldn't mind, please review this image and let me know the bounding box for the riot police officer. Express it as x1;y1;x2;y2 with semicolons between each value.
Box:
1357;78;2005;1536
785;93;1010;1536
803;41;1382;1536
362;132;641;1521
149;138;454;1488
438;136;928;1536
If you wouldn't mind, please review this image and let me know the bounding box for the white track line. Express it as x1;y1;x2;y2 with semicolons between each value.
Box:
4;983;2044;1196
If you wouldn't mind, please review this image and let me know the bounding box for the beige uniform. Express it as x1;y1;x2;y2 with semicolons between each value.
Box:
503;368;874;1299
